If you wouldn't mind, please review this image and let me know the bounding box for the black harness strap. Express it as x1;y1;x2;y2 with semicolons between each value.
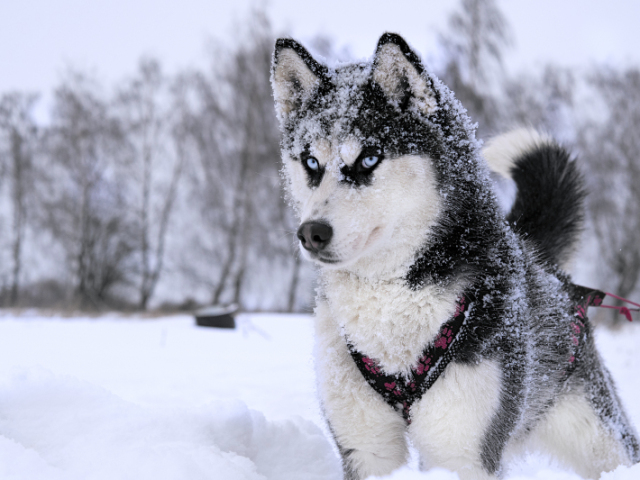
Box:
347;293;474;423
567;284;605;374
571;284;606;311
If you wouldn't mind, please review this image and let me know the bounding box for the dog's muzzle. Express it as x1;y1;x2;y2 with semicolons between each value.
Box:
297;221;333;254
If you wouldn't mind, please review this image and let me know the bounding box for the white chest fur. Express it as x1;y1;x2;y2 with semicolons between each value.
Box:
321;270;463;375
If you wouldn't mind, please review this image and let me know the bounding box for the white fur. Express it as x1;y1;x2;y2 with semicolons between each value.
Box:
527;389;630;479
410;360;503;480
322;270;462;375
483;128;553;180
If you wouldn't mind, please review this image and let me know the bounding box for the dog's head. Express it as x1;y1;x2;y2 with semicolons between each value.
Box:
271;33;480;278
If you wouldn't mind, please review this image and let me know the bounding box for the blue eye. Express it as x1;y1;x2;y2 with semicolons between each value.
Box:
361;156;379;168
306;157;319;171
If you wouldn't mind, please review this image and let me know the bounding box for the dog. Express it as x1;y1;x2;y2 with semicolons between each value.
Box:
270;33;639;480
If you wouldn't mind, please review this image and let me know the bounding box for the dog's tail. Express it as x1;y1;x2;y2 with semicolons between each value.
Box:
483;128;585;268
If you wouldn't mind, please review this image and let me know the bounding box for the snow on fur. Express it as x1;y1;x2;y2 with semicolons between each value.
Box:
272;32;637;479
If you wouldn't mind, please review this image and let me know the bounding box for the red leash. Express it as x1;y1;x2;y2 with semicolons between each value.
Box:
597;292;640;322
573;285;639;322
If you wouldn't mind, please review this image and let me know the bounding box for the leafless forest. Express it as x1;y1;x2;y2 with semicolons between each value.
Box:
1;1;639;319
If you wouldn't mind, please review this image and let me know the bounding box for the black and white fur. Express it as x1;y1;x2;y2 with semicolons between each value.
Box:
271;33;639;479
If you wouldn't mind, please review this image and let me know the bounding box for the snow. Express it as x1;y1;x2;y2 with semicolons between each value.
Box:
0;311;639;479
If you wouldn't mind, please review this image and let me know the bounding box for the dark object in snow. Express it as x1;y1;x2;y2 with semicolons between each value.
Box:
194;305;237;329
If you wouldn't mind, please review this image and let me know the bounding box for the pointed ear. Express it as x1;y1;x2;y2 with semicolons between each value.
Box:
372;33;437;115
271;38;326;121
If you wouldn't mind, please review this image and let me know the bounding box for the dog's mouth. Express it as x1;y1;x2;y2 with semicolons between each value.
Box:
317;256;340;264
307;252;340;265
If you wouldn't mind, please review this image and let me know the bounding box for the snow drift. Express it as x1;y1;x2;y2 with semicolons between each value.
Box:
0;313;639;479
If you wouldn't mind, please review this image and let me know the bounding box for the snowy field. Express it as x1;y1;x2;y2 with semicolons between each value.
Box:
0;311;639;480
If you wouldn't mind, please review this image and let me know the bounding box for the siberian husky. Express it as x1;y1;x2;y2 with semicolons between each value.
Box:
270;33;639;479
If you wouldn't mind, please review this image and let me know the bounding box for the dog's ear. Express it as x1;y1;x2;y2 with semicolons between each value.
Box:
271;38;326;122
372;33;437;115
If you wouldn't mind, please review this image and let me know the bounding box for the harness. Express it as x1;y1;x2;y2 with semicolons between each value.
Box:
346;284;636;424
567;285;605;374
347;293;474;423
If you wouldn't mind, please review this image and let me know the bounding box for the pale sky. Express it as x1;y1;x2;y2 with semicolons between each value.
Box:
2;0;639;108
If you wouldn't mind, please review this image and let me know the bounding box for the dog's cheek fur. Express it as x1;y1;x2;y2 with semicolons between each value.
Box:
409;360;503;480
329;155;441;275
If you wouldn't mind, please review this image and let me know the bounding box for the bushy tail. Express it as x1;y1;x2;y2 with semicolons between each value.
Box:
483;129;585;268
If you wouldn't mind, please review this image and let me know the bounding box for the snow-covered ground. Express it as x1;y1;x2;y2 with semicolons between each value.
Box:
0;311;639;480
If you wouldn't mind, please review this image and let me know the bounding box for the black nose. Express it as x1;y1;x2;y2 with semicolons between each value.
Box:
297;221;333;253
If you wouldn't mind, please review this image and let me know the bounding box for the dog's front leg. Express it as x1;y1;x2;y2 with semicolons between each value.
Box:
410;360;504;480
314;301;409;479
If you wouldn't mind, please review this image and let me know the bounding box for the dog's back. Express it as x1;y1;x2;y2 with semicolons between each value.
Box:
481;129;640;476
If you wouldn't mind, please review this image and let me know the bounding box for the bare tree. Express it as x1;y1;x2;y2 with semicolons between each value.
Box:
0;93;38;306
115;58;184;309
578;67;640;323
180;10;293;309
498;65;575;140
42;72;137;308
440;0;512;89
0;13;323;312
437;0;512;137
